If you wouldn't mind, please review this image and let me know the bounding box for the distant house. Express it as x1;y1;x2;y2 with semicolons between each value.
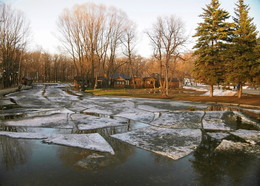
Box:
143;77;156;88
96;75;110;88
184;78;195;86
130;77;143;88
113;76;126;88
168;78;179;89
161;78;180;89
74;76;83;89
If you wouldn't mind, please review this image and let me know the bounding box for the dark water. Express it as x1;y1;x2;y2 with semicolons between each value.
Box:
0;130;259;186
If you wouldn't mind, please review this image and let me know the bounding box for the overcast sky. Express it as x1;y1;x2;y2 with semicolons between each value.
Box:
3;0;260;57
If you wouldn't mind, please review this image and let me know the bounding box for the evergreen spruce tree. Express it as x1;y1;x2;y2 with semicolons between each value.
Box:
193;0;233;97
227;0;259;98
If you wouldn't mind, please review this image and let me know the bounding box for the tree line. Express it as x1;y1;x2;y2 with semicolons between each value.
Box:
193;0;260;98
0;1;259;98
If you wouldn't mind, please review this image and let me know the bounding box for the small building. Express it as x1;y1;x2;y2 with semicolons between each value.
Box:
130;77;143;88
169;78;180;89
113;76;126;88
74;76;83;89
143;77;156;88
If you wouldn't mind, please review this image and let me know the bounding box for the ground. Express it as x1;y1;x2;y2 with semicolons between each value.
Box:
86;88;260;107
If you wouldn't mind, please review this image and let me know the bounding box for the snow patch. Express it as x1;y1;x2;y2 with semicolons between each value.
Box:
203;89;236;96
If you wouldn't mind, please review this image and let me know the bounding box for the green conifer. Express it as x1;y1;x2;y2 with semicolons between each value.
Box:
193;0;233;97
227;0;259;98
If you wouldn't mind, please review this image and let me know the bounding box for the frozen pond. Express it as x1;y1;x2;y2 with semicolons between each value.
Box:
0;84;259;185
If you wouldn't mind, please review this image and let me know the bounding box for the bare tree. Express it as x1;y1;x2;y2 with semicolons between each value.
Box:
121;21;137;88
57;3;130;89
0;4;30;88
146;16;187;96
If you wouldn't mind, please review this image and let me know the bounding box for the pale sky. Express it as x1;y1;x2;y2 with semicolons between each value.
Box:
2;0;260;57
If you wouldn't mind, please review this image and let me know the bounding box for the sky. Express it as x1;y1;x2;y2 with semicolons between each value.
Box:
2;0;260;57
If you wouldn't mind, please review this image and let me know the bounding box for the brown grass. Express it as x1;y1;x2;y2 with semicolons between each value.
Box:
86;88;260;107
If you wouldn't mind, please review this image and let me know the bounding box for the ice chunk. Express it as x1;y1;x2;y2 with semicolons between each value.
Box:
111;127;202;160
137;105;168;112
43;133;115;154
0;131;50;139
81;105;113;115
215;140;247;151
230;129;260;143
215;139;260;154
207;132;230;140
5;113;72;128
233;111;259;127
115;108;154;123
203;111;231;131
71;113;127;130
150;111;204;129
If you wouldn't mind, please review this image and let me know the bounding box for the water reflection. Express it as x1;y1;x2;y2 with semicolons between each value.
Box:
192;132;260;186
0;136;31;170
57;139;135;171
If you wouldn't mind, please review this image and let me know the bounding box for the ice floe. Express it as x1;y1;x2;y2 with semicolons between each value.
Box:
81;105;114;115
111;127;202;160
0;131;50;139
70;113;128;130
0;131;115;154
115;108;154;123
207;132;230;140
203;111;231;131
4;113;73;128
233;111;259;127
43;133;115;154
150;111;204;129
230;129;260;143
215;139;260;154
137;105;169;112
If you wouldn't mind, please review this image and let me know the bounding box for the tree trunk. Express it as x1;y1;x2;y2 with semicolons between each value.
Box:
209;84;214;97
165;64;169;97
237;84;242;98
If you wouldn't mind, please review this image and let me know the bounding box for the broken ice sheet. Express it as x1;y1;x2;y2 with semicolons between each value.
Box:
137;105;169;112
111;127;202;160
71;114;128;130
0;131;50;139
43;133;115;154
115;108;154;123
207;132;230;140
4;113;73;128
150;111;204;129
81;105;114;115
215;139;260;154
203;111;231;131
230;129;260;143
